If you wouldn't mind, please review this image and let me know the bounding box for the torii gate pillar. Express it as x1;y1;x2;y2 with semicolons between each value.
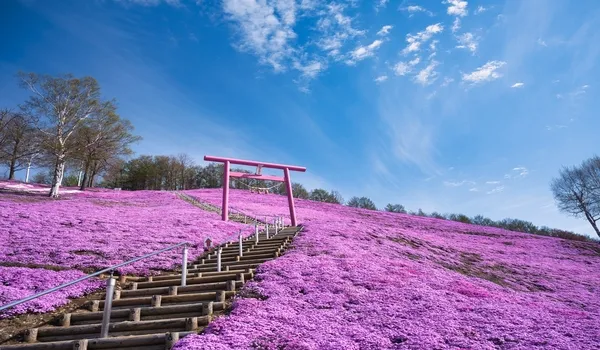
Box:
204;156;307;226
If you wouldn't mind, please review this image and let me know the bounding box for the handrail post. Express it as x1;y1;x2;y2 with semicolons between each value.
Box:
255;222;259;244
217;247;222;272
181;245;188;287
274;218;278;235
238;231;243;257
100;276;116;338
266;222;269;239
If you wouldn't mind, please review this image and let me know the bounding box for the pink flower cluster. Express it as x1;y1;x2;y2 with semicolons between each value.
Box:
175;189;600;349
0;267;102;318
0;190;249;275
0;187;254;318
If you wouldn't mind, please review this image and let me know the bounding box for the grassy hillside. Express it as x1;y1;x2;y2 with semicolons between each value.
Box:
176;189;600;349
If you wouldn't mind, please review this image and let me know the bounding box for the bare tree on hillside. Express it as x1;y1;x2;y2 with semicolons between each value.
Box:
551;156;600;237
0;112;41;179
72;108;139;190
18;72;110;197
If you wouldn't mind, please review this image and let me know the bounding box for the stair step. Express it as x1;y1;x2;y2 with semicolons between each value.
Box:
134;272;251;289
30;317;205;343
69;302;225;326
1;332;194;349
120;282;241;298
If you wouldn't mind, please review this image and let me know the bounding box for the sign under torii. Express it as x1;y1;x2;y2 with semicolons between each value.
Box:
203;155;307;226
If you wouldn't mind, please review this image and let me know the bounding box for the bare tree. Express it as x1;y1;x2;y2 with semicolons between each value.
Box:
177;153;194;190
0;112;40;179
72;108;139;190
18;72;108;197
551;156;600;237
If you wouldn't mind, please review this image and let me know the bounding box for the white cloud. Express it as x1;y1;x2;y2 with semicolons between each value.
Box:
402;23;444;54
401;5;433;16
377;25;393;36
487;185;505;194
393;56;421;76
452;18;461;33
375;75;388;83
415;60;439;85
469;187;479;192
513;167;529;177
446;0;468;17
474;5;487;14
441;77;454;86
348;40;383;63
456;32;478;53
294;60;325;78
222;0;298;71
462;60;506;84
444;180;475;187
376;0;389;11
511;82;524;88
486;181;501;184
394;62;412;76
316;3;365;59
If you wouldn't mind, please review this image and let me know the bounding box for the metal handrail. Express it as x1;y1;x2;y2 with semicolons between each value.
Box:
0;241;189;338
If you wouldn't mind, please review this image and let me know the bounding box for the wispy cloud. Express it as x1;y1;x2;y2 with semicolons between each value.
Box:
374;75;388;83
462;60;506;84
401;5;434;16
486;181;501;185
444;180;476;187
376;0;389;11
445;0;468;17
393;56;420;76
469;187;479;192
474;5;487;14
402;23;444;54
294;60;325;79
487;185;505;194
377;25;393;36
452;18;461;33
456;32;478;53
347;40;383;64
505;167;529;179
222;0;298;71
511;82;524;88
414;60;439;85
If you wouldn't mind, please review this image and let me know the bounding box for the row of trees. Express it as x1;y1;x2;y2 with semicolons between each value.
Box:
0;73;139;197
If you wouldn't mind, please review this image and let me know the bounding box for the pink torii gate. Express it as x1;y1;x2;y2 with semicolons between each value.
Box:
204;155;307;226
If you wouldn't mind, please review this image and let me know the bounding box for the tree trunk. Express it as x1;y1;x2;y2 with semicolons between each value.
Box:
8;140;19;180
584;211;600;237
50;155;65;198
80;159;90;191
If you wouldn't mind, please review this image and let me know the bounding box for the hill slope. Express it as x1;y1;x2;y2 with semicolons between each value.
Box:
176;189;600;349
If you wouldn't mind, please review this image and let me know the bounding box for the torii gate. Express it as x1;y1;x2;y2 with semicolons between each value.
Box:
203;155;307;226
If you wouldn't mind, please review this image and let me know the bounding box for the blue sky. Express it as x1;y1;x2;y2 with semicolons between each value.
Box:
1;0;599;236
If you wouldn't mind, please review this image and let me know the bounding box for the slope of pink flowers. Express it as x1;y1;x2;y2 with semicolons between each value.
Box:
0;186;252;318
176;189;600;349
0;267;102;319
0;190;248;274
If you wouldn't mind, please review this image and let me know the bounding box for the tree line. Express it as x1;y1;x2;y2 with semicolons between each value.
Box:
0;73;139;196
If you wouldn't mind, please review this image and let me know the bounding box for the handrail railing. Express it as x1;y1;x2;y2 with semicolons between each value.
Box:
0;241;189;338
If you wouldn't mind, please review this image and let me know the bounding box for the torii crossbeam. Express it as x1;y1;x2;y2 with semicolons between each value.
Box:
203;155;307;226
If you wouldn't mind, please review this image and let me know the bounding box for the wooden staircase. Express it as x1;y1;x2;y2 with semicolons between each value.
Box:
0;227;301;350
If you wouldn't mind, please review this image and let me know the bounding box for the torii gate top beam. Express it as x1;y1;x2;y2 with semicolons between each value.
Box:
203;155;306;226
204;155;307;172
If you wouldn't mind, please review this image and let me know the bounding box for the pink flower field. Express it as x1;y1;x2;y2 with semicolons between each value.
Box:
175;189;600;349
0;187;248;317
